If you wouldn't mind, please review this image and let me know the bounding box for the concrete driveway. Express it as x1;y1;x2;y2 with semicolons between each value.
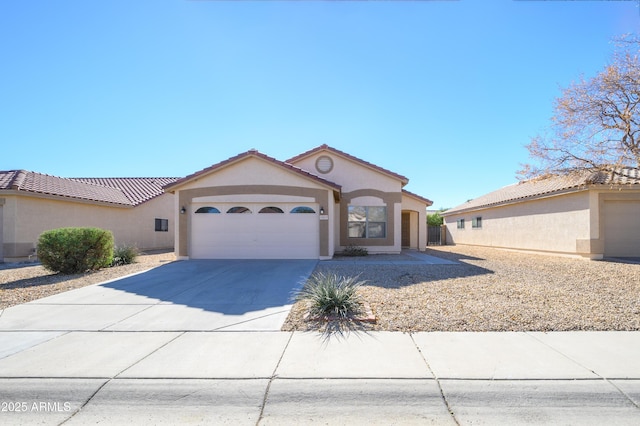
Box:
0;259;317;332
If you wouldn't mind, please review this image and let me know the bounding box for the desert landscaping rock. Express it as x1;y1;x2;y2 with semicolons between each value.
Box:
0;251;176;310
283;246;640;332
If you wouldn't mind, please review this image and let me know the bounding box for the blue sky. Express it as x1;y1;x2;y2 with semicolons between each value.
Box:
1;1;638;209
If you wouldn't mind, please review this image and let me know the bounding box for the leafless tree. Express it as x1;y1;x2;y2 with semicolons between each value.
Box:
519;35;640;180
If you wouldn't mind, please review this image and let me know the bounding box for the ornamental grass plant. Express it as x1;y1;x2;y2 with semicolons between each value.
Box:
295;271;366;319
111;245;140;266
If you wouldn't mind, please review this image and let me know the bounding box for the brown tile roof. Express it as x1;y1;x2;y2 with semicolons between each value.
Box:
286;144;410;185
74;177;179;205
0;170;178;206
163;149;342;192
444;168;640;215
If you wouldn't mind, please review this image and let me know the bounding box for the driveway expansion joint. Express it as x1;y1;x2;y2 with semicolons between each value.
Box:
409;333;461;425
257;331;294;425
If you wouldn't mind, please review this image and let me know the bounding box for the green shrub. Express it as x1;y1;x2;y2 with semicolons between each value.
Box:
38;227;114;274
295;272;366;319
111;245;139;266
427;212;444;226
342;245;368;257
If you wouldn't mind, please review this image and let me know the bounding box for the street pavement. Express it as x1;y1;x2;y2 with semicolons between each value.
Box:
0;259;638;425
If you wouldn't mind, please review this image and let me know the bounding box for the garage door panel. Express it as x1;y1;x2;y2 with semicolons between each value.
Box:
190;203;319;259
603;201;640;257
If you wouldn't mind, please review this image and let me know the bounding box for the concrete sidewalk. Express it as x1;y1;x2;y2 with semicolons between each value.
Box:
0;330;638;425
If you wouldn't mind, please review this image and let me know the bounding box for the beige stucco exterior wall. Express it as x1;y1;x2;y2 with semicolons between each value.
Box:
290;151;408;254
401;194;428;250
180;157;330;191
290;152;402;193
170;156;337;260
444;191;593;257
2;193;174;261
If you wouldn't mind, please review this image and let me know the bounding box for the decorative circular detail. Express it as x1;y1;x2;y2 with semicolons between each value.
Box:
315;155;334;174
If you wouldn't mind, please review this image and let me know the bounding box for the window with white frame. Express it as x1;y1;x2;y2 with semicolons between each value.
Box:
457;219;465;229
348;206;386;238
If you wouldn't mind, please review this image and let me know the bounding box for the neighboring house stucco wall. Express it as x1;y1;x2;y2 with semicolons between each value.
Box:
444;191;593;257
0;198;4;262
444;188;640;259
2;193;174;261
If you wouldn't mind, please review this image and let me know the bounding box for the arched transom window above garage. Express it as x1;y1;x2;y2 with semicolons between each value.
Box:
227;206;251;214
259;206;284;213
290;206;316;213
195;206;221;213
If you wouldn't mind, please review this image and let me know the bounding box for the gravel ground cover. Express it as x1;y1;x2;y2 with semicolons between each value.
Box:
0;251;176;309
2;246;639;332
282;245;640;332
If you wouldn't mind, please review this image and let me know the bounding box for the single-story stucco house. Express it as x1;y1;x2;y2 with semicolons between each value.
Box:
164;145;432;260
1;145;432;262
0;171;177;262
442;168;640;259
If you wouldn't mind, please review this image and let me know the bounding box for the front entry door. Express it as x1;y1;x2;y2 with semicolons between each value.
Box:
401;212;411;247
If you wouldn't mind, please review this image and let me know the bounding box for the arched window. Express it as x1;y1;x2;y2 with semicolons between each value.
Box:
259;206;284;213
195;206;220;214
290;206;316;214
227;206;251;214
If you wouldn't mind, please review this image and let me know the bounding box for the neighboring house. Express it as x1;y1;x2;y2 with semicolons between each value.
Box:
0;171;178;262
442;169;640;259
164;145;432;260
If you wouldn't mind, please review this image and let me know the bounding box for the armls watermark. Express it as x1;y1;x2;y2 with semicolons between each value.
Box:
2;401;72;413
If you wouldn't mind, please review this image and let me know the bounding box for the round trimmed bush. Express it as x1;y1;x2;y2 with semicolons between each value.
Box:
38;227;114;274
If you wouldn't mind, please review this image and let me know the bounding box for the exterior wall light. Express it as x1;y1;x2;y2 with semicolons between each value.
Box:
320;207;325;215
180;207;186;214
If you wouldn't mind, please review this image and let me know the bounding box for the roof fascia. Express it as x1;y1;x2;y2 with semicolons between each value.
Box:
0;189;134;208
402;189;433;206
442;186;590;216
164;150;341;193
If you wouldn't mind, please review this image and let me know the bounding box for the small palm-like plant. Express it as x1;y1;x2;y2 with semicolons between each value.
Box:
296;272;366;319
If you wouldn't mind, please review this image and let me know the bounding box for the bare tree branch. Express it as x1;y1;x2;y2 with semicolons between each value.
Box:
519;35;640;179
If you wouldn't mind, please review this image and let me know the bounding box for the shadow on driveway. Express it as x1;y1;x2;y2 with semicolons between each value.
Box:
0;260;317;332
100;259;317;315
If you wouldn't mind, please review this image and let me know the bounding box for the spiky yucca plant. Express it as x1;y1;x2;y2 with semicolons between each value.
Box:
296;272;366;319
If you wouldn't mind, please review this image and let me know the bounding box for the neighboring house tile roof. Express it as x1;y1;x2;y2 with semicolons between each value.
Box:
286;144;410;185
74;177;179;205
444;168;640;215
163;149;342;192
0;170;178;206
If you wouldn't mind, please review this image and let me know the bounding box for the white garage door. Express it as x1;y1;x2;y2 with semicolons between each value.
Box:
603;200;640;257
190;203;319;259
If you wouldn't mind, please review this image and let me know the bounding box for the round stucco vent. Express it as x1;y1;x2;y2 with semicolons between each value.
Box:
315;155;334;174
